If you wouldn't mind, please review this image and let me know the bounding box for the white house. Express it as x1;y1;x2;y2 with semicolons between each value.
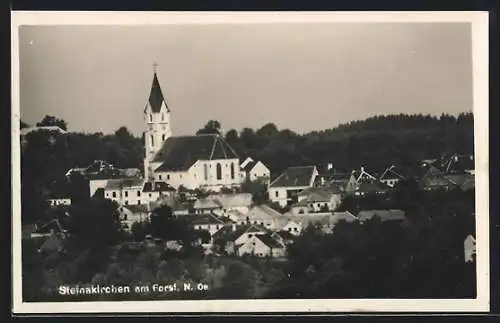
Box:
245;204;288;231
268;166;319;207
189;213;231;236
294;186;343;214
240;157;271;184
142;70;243;191
118;204;150;231
237;233;286;258
103;177;145;206
281;219;303;236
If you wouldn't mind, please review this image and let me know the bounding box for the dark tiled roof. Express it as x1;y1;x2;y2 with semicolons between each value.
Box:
242;160;257;172
153;134;239;172
380;166;405;180
188;213;225;226
256;234;284;249
148;72;169;113
269;166;317;188
105;177;144;190
143;181;176;192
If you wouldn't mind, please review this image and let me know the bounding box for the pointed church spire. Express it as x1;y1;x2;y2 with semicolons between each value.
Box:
148;63;169;113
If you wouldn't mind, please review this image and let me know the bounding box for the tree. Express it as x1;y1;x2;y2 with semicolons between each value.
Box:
20;120;30;129
240;179;268;204
36;115;68;131
196;120;221;135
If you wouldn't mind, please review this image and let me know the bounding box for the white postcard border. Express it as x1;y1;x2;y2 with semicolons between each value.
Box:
11;11;490;314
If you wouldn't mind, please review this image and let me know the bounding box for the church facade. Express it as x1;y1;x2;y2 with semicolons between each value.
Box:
143;70;242;191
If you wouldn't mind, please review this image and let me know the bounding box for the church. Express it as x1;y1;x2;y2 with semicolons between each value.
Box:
143;68;242;192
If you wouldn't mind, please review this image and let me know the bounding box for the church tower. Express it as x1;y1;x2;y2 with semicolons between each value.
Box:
143;64;172;180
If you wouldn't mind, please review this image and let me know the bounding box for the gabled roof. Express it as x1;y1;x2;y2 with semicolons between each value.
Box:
193;197;222;210
297;186;342;201
242;160;258;173
246;204;282;221
153;134;239;172
269;166;317;188
274;230;296;241
143;181;176;193
211;193;253;208
380;165;405;181
357;209;406;222
147;72;169;113
255;234;284;249
104;177;144;190
215;224;269;242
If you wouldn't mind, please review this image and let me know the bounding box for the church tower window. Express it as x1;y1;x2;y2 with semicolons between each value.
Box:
204;164;208;181
149;114;152;122
230;163;235;180
151;135;154;148
216;163;222;180
161;113;164;121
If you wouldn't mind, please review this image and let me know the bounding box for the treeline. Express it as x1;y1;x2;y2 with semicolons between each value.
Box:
221;112;474;176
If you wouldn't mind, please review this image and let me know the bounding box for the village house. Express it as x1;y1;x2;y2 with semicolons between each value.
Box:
281;218;303;235
292;186;343;215
239;157;271;184
357;209;406;224
245;204;289;231
379;165;406;188
419;166;456;191
214;224;270;255
225;209;248;225
142;71;243;191
237;233;287;258
344;167;378;194
103;177;175;206
189;213;235;236
287;211;358;235
193;197;223;214
118;204;150;231
268;165;319;207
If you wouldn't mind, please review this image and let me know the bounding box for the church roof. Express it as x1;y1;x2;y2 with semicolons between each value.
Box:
147;72;169;113
153;134;239;172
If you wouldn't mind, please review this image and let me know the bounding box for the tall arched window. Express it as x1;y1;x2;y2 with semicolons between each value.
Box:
150;135;154;147
149;114;152;122
204;164;208;181
230;163;235;179
216;163;222;180
162;134;166;141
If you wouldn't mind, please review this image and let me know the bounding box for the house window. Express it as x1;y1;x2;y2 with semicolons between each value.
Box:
137;191;141;197
230;163;235;180
112;192;116;198
167;174;170;180
294;227;298;232
150;135;154;148
125;201;129;205
149;193;152;197
275;191;279;198
124;191;128;197
204;164;208;181
216;163;222;180
159;175;162;180
162;134;166;141
123;214;127;220
138;200;141;205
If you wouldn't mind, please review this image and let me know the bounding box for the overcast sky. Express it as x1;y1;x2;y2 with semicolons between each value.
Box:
18;23;472;136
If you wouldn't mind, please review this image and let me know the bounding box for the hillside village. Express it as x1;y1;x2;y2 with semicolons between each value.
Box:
20;71;477;300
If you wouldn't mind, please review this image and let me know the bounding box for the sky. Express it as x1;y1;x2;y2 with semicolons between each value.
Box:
18;22;473;137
